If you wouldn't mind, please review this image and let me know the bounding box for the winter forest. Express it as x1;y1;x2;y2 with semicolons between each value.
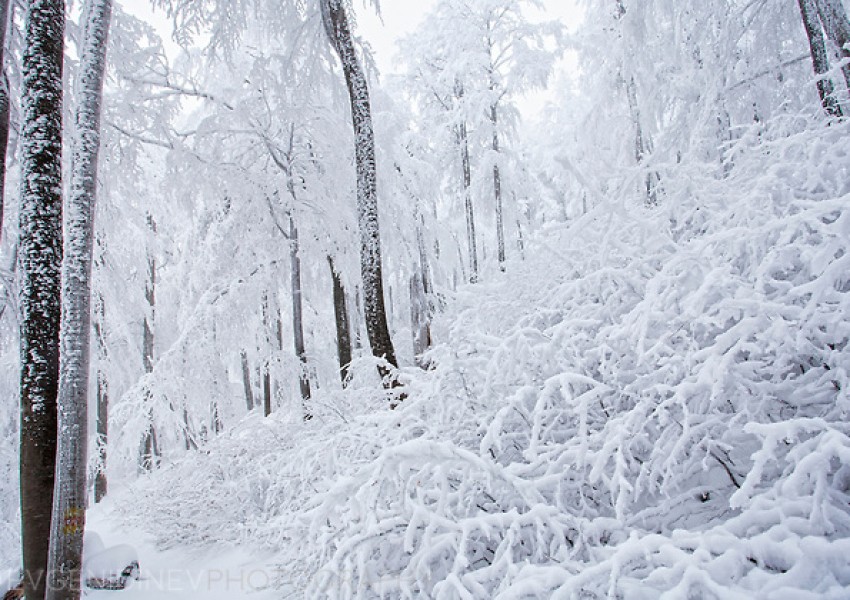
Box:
0;0;848;597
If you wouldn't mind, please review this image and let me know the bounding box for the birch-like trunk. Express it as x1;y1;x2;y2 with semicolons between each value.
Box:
0;0;11;242
47;4;111;595
328;257;352;386
799;0;842;116
19;0;64;598
321;0;399;375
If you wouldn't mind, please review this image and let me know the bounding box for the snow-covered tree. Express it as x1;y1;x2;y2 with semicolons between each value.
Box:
321;0;398;376
400;0;561;277
47;0;112;594
17;0;64;598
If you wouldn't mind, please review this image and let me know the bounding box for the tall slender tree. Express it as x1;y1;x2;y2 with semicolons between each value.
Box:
0;0;12;240
814;0;850;92
18;0;65;598
47;1;112;598
320;0;398;375
799;0;843;116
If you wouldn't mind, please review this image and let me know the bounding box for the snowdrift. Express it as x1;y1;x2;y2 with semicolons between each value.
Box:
123;116;850;598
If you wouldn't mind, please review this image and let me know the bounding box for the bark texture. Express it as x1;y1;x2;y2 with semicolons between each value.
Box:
141;214;159;470
328;257;352;386
321;0;398;373
799;0;843;116
815;0;850;91
288;214;311;415
48;4;112;595
0;0;11;241
19;0;65;598
240;350;254;411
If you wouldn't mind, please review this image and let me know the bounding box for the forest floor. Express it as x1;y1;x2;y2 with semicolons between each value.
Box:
84;501;283;599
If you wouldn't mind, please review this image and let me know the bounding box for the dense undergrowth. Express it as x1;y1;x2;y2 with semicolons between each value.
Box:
120;114;850;598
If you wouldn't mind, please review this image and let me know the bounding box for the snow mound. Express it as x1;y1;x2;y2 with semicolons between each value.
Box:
123;116;850;598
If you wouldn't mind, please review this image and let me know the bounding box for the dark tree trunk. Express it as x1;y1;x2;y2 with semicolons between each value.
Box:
799;0;843;116
261;291;273;416
240;350;254;411
262;368;271;417
321;0;398;377
328;257;352;386
94;367;107;503
18;0;65;597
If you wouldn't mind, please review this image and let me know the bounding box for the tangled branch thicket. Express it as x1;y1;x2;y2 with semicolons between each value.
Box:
125;114;850;598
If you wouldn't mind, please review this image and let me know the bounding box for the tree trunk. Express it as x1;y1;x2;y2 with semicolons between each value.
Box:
624;77;659;205
328;257;352;386
262;367;271;417
261;291;273;416
0;0;11;243
409;272;431;368
140;214;159;471
321;0;398;377
240;350;254;411
455;80;478;283
799;0;843;116
490;103;505;270
93;276;108;503
287;205;311;415
47;3;112;595
18;0;65;597
814;0;850;93
94;367;107;503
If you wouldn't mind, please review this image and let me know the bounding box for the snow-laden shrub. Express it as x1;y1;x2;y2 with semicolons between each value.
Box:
123;115;850;598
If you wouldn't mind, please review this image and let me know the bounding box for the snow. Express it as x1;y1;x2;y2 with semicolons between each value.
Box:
1;1;849;599
82;502;281;599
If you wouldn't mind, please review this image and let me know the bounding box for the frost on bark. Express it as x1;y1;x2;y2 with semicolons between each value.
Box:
328;256;352;386
320;0;399;376
141;213;159;470
0;0;12;241
814;0;850;93
93;244;108;503
799;0;843;116
47;2;112;597
288;214;311;417
18;0;64;598
455;80;478;283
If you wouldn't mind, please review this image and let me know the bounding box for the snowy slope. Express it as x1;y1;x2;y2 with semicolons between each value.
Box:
97;118;850;597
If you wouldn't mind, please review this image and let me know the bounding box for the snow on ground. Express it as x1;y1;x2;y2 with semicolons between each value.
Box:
83;500;283;599
113;118;850;598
